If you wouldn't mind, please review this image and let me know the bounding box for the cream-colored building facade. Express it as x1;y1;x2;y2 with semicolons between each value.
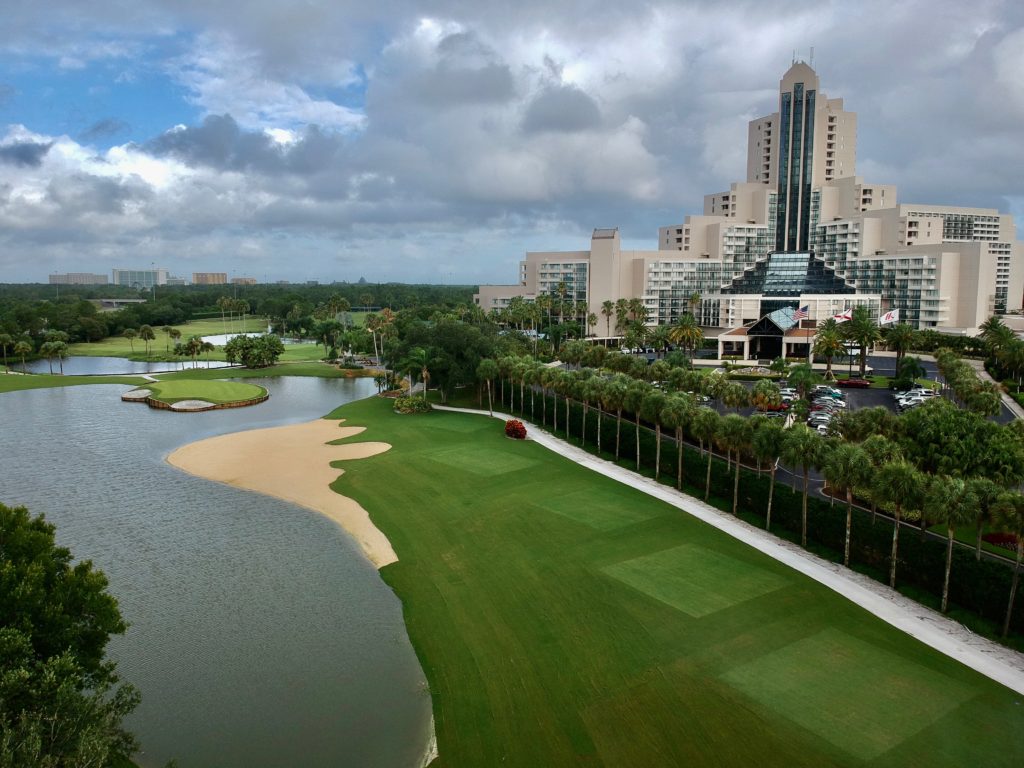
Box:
475;62;1023;333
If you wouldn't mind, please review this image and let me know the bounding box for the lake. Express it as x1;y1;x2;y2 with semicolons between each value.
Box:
0;377;432;767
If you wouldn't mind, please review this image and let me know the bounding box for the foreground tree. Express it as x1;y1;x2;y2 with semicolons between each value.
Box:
751;422;786;531
0;503;140;765
992;492;1024;637
823;442;872;566
927;477;979;613
691;407;721;501
781;425;827;547
476;358;498;416
873;461;924;588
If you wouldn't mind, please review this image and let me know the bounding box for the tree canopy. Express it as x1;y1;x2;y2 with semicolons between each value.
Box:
0;503;139;766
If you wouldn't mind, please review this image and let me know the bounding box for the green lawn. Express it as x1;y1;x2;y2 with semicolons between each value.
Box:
138;379;267;405
68;316;269;359
154;361;368;381
324;396;1024;767
0;372;144;393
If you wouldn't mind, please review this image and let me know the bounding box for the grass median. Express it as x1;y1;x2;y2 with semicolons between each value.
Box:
324;395;1024;768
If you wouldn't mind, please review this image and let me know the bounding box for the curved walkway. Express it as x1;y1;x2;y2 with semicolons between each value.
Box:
434;404;1024;695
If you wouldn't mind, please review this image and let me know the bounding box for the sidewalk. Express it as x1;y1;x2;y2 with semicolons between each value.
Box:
967;358;1024;420
434;404;1024;696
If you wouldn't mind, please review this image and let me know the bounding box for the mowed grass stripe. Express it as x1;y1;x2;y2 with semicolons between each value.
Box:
603;543;790;617
722;628;977;760
538;488;663;531
325;398;1024;768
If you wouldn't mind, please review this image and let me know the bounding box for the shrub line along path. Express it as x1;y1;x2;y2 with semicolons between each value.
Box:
433;404;1024;696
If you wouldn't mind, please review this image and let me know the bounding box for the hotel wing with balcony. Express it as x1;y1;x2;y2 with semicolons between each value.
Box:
475;61;1023;338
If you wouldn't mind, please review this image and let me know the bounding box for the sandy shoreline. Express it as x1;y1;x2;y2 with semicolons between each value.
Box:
166;418;397;568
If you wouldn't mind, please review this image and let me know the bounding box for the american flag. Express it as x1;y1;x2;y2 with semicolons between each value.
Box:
793;305;809;321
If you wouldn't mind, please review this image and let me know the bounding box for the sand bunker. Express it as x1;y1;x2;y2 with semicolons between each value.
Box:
167;419;397;568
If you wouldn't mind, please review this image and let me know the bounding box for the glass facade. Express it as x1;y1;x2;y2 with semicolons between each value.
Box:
775;81;815;252
723;252;856;296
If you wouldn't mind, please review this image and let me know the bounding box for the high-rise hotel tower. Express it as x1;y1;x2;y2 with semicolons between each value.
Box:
476;61;1023;334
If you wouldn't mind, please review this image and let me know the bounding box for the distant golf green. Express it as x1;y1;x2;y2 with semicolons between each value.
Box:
325;395;1024;768
139;379;266;405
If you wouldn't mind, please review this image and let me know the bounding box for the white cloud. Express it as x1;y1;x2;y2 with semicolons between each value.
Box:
170;31;365;132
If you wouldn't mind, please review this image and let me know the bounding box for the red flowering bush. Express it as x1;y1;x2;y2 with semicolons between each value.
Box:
504;419;527;439
983;532;1020;551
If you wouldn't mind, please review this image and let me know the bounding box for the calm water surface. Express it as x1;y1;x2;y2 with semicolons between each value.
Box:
0;377;432;768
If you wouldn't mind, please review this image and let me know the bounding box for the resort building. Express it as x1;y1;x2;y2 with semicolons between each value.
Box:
475;62;1023;334
192;272;228;285
111;267;169;290
49;272;108;285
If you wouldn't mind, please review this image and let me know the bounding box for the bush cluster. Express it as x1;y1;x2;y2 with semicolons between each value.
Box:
393;395;431;414
504;419;527;439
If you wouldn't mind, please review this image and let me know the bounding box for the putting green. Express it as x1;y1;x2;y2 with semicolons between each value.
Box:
539;488;662;531
142;379;266;405
722;628;977;760
603;543;790;618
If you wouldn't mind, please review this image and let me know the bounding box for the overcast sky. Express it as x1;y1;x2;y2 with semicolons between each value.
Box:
1;0;1022;284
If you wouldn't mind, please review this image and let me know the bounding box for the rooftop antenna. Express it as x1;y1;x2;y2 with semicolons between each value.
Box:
810;46;815;67
792;49;796;64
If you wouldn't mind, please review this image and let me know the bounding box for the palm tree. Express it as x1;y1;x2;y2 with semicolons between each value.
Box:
669;313;704;364
781;425;827;547
540;366;560;428
161;325;174;353
691;407;721;501
600;376;630;459
823;443;873;566
641;390;668;479
968;478;1003;561
406;347;431;401
991;491;1024;637
623;381;650;471
813;327;845;379
719;414;752;515
0;333;13;372
751;422;786;531
601;300;615;337
585;377;606;452
720;381;750;412
139;324;155;357
39;341;57;374
861;435;903;524
557;371;575;441
169;327;182;351
14;340;32;374
926;477;979;613
750;379;782;412
201;340;215;365
843;306;881;377
872;461;923;588
885;323;917;365
787;362;822;400
660;394;693;490
123;328;137;352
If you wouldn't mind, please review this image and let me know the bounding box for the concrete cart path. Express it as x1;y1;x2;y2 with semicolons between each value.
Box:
434;404;1024;696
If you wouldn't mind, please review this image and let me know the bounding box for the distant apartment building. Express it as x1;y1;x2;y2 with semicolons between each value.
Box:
476;61;1023;333
231;276;257;285
192;272;227;285
49;272;108;285
111;268;169;290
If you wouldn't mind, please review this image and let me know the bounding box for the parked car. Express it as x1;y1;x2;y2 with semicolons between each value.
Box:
760;402;790;412
812;386;845;400
835;378;871;388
